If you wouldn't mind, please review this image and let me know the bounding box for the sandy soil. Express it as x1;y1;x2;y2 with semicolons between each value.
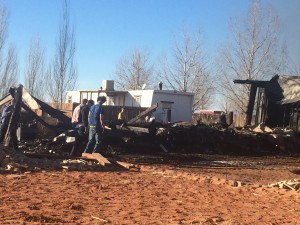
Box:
0;154;300;225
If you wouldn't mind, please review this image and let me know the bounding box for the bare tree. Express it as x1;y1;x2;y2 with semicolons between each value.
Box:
217;0;285;113
24;37;46;99
47;0;77;107
0;45;18;98
0;1;8;52
160;27;214;112
288;57;300;75
114;48;153;90
0;2;18;98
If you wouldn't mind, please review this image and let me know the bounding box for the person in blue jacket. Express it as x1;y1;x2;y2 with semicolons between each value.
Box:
83;96;106;154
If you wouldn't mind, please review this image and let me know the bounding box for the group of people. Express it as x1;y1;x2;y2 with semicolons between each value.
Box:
71;96;107;156
71;97;131;156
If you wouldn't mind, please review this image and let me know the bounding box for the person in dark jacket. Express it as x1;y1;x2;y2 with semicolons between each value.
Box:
219;112;228;128
82;99;94;132
83;96;106;154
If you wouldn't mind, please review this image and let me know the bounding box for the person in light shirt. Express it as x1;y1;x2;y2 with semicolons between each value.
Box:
71;99;87;128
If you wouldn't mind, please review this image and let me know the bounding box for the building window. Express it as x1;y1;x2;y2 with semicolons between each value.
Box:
133;95;141;107
67;95;72;103
107;96;115;106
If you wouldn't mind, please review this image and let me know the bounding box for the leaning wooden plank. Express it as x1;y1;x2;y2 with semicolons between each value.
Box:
21;102;57;131
92;153;111;166
22;88;40;110
32;96;71;127
127;104;158;125
0;94;12;107
4;85;23;147
82;153;111;166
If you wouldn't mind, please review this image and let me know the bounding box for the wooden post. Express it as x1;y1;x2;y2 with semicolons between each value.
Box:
166;109;171;123
229;111;233;126
4;85;23;147
245;84;257;126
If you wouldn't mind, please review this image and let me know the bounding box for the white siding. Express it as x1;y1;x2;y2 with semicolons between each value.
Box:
126;90;193;123
126;90;154;107
151;91;194;123
66;90;126;106
66;91;80;103
67;88;194;123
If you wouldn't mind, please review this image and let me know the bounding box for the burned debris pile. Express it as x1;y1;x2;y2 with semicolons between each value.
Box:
0;84;300;173
19;138;72;156
154;122;300;155
0;146;109;173
269;179;300;191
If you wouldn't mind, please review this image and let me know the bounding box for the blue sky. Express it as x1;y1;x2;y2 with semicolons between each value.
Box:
4;0;300;91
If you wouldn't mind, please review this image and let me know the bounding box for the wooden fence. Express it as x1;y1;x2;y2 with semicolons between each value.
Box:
48;103;147;122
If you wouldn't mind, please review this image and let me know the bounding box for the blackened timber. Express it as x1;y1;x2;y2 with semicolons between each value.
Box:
4;85;23;146
21;102;57;130
246;84;258;125
32;97;71;127
255;88;263;125
233;79;268;87
234;79;269;126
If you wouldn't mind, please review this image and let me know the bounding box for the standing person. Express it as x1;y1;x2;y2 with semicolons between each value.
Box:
117;107;129;130
219;112;228;128
71;98;88;129
83;96;106;154
82;99;94;132
117;107;125;123
70;99;94;156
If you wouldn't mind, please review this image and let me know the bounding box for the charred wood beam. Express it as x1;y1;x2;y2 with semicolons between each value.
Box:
233;79;268;88
255;88;262;125
228;111;233;126
246;84;258;126
32;96;71;127
4;85;23;146
21;102;57;131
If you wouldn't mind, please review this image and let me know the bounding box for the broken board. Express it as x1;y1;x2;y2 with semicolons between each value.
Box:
82;153;111;166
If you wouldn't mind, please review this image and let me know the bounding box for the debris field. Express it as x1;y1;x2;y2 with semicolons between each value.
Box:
1;121;300;224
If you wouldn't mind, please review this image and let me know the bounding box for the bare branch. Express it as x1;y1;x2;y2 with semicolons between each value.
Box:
114;48;154;90
24;37;46;99
47;0;77;107
216;0;285;113
160;27;214;112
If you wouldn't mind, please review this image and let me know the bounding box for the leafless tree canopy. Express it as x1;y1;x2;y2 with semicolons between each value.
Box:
114;49;153;90
47;0;77;107
216;0;285;113
0;3;18;98
288;57;300;75
24;37;46;100
0;2;7;52
160;28;214;112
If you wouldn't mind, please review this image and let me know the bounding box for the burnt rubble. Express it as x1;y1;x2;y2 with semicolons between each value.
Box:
0;85;300;173
1;121;300;173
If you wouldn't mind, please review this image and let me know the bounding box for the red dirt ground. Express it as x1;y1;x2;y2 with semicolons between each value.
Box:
0;154;300;225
